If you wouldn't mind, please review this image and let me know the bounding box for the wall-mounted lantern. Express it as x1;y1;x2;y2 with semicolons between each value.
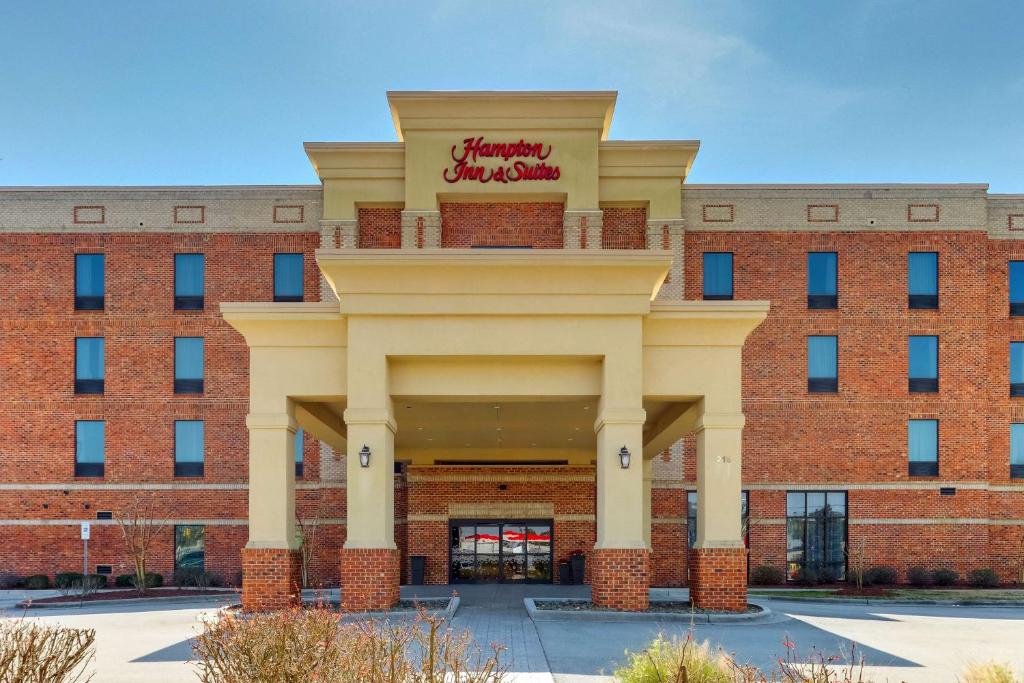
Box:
618;446;631;469
359;444;371;468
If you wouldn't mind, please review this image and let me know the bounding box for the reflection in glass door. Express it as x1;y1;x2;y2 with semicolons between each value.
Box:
449;520;552;583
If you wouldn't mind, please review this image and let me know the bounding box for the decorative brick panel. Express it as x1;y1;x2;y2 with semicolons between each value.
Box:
73;206;105;224
702;204;734;223
601;207;647;249
357;207;402;248
439;202;563;248
689;547;747;612
241;547;301;611
273;205;305;224
173;205;205;224
908;203;940;222
806;204;839;223
591;547;650;610
340;547;400;611
1009;214;1023;231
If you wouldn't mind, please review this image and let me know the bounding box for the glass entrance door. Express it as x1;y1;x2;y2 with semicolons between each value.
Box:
449;519;552;583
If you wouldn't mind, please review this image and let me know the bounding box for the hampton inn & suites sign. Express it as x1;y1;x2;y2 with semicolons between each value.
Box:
443;136;560;184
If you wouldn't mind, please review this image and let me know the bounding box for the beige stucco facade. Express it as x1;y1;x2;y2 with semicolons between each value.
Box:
223;91;768;610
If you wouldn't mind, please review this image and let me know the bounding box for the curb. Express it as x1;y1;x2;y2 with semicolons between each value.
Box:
753;595;1024;608
335;596;460;621
524;598;772;623
18;592;237;610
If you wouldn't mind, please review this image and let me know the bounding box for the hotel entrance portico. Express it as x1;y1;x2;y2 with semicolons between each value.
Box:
221;91;768;613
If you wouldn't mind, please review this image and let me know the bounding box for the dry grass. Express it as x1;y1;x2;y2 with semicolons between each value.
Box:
193;605;506;682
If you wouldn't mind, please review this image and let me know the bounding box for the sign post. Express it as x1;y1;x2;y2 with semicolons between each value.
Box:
80;522;91;578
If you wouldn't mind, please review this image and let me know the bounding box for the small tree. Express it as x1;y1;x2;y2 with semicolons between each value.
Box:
114;493;167;595
847;536;867;592
295;510;321;589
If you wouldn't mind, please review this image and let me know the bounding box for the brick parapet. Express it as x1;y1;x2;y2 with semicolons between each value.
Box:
401;210;441;249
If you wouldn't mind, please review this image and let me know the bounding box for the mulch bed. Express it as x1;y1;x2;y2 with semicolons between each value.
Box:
22;588;237;605
534;599;762;614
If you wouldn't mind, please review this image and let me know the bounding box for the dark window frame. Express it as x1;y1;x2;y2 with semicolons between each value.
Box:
74;337;105;395
1012;342;1024;397
1010;261;1024;317
74;420;105;478
908;335;939;394
807;335;839;394
174;337;205;395
273;253;305;303
74;253;105;311
295;427;304;478
786;491;848;582
174;524;205;571
174;253;205;311
807;252;838;310
702;252;734;301
1011;423;1024;480
908;419;939;477
174;420;205;478
908;251;939;309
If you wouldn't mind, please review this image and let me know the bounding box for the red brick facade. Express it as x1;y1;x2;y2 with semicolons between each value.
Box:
3;201;1024;612
591;548;650;610
340;547;400;611
439;202;563;248
689;547;748;612
357;207;402;248
241;547;301;611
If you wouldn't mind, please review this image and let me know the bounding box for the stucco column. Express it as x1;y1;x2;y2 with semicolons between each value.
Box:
340;344;399;610
241;410;301;611
690;410;748;612
592;344;649;610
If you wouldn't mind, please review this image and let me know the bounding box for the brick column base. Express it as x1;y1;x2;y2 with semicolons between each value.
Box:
340;547;400;611
241;548;302;612
689;547;748;612
590;548;650;611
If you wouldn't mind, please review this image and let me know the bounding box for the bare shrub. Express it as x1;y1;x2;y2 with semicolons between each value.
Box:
193;606;506;682
846;537;867;592
0;620;95;682
114;493;167;596
961;662;1020;683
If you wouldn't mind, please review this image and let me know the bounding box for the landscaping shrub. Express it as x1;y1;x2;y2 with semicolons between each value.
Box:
0;619;95;682
907;566;933;587
968;568;1000;588
0;573;22;589
23;574;51;590
115;572;163;589
193;606;507;682
961;662;1020;683
863;566;898;586
54;573;85;590
84;574;107;590
615;633;734;683
174;568;222;588
818;567;839;584
932;567;959;586
750;565;784;585
795;566;819;586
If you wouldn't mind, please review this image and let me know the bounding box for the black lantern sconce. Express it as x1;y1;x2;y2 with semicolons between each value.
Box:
618;446;631;469
359;444;371;468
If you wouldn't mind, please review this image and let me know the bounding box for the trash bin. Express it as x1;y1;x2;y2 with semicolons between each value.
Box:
557;560;572;585
571;553;586;585
411;556;426;585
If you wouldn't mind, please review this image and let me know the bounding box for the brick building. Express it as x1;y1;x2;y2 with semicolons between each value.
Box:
1;91;1022;612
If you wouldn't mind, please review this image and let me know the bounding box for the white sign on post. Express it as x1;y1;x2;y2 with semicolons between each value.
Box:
80;522;91;540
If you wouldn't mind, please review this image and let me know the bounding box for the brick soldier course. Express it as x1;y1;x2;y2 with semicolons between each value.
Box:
1;92;1022;614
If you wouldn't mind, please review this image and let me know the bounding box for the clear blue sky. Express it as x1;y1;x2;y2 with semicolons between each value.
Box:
2;1;1022;191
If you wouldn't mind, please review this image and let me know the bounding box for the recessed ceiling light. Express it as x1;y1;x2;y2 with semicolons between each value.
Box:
496;427;502;431
417;427;423;431
583;406;590;411
575;426;580;431
567;438;573;442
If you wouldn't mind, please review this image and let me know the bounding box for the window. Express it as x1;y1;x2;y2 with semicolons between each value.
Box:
174;337;204;394
908;252;938;309
295;428;304;477
807;252;838;309
908;419;939;476
75;420;104;477
174;254;205;310
174;420;204;477
174;525;205;571
74;337;104;394
686;491;749;548
786;491;847;581
1011;424;1024;479
702;252;733;300
908;335;939;393
273;253;304;302
807;336;838;393
74;254;104;310
1010;261;1024;317
1013;343;1024;397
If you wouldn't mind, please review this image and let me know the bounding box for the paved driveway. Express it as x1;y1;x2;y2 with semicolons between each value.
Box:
2;588;1023;682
